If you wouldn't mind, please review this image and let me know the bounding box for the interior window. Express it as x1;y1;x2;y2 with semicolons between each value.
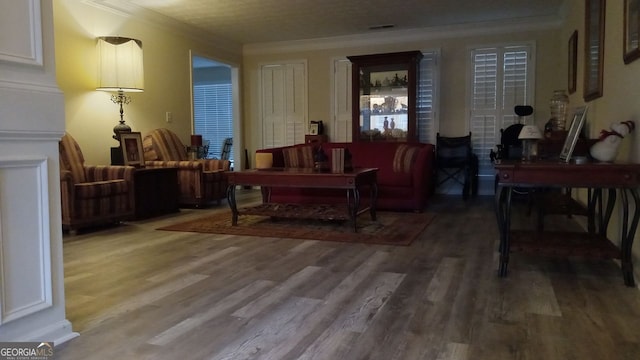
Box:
469;44;535;178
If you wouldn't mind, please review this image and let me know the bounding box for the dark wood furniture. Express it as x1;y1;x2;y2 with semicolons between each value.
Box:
495;161;640;286
227;168;378;232
304;134;328;144
133;167;179;219
347;50;422;142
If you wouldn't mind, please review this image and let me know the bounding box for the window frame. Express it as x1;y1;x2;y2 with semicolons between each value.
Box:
466;41;536;178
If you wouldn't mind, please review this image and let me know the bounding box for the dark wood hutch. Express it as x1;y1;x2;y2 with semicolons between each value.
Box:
347;50;423;142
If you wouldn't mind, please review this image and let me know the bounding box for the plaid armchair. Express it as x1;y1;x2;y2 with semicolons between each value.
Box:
142;128;230;207
59;133;135;233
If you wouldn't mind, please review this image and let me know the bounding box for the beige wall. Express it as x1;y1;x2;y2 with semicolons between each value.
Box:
242;26;562;157
53;0;242;164
561;1;640;275
561;1;640;161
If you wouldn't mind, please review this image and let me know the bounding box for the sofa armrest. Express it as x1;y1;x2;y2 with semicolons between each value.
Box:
203;159;231;171
145;160;204;170
411;144;436;199
84;165;135;182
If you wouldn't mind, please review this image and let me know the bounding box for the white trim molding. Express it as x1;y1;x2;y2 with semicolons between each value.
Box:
244;15;561;55
0;0;43;66
0;157;52;324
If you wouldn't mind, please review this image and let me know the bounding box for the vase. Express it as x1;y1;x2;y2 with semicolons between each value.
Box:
549;90;569;131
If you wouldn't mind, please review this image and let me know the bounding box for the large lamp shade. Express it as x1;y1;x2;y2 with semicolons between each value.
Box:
97;36;144;92
97;36;144;141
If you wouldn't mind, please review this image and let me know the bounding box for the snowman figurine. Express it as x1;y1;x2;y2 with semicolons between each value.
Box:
590;120;635;162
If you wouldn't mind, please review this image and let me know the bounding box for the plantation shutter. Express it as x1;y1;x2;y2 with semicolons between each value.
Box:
193;84;233;161
470;45;532;178
418;51;438;144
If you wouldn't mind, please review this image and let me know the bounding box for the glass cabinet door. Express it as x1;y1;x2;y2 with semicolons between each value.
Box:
348;51;422;142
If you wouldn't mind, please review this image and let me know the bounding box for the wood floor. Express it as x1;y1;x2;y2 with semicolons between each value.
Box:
55;190;640;360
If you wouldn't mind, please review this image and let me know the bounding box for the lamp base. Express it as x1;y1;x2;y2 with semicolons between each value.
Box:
521;139;539;162
113;121;131;141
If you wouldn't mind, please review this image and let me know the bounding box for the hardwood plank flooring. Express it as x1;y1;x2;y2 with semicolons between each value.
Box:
55;190;640;360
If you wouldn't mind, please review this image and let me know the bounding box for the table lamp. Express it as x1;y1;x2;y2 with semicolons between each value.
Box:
96;36;144;141
518;125;543;162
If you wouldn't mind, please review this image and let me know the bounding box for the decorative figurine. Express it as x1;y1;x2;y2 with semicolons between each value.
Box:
590;120;635;162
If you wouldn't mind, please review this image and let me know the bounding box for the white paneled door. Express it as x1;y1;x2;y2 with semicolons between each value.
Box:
332;58;352;142
261;62;307;148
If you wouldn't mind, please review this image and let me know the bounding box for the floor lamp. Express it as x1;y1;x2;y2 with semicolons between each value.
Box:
96;36;144;141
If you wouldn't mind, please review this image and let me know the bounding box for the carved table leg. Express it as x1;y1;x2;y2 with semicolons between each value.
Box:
227;184;238;226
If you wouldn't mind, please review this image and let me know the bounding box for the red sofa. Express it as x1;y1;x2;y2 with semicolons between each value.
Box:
255;142;435;212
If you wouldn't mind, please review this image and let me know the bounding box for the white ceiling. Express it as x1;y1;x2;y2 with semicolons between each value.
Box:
128;0;567;45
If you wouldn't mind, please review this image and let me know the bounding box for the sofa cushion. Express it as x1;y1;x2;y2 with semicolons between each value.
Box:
393;144;419;173
283;145;314;168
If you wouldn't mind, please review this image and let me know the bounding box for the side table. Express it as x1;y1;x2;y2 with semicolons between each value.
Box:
133;167;179;219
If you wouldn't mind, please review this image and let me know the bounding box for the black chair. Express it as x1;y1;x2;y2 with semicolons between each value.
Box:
220;137;233;160
436;132;478;200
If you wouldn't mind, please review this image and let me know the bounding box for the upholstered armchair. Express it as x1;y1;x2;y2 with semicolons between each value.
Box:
142;128;230;207
59;133;135;233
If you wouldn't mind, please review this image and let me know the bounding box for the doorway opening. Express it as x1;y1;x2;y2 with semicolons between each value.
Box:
191;54;238;168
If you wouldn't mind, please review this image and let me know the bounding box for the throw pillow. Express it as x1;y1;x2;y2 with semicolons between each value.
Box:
393;144;419;173
283;146;314;168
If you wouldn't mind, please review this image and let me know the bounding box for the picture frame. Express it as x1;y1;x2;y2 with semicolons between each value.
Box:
584;0;605;102
624;0;640;64
568;30;578;94
120;132;145;167
559;106;589;163
309;123;319;135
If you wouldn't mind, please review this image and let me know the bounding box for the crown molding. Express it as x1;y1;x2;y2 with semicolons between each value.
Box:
243;15;563;55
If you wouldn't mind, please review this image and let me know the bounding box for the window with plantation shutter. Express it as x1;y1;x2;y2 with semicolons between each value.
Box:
193;84;234;162
418;51;439;144
469;44;534;179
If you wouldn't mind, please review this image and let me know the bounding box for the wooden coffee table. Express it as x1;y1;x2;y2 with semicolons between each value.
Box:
226;168;378;232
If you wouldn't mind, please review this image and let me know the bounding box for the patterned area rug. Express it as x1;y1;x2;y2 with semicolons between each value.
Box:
158;210;435;246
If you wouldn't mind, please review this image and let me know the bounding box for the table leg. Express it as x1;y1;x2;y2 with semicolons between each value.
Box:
620;188;639;286
370;183;378;221
351;188;361;232
260;186;271;203
495;185;512;277
226;185;238;226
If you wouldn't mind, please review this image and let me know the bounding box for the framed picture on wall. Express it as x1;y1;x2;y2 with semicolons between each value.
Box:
624;0;640;64
584;0;606;102
568;30;578;94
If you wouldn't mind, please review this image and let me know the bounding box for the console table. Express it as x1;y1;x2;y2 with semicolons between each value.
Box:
494;161;640;286
227;168;378;232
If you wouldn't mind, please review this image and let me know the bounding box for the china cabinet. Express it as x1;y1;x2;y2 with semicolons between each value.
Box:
347;50;423;142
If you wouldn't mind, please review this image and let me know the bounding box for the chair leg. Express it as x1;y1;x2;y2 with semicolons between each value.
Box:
462;166;470;200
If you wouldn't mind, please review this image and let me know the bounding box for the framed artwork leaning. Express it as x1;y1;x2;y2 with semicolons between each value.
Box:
120;132;145;167
560;106;588;163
